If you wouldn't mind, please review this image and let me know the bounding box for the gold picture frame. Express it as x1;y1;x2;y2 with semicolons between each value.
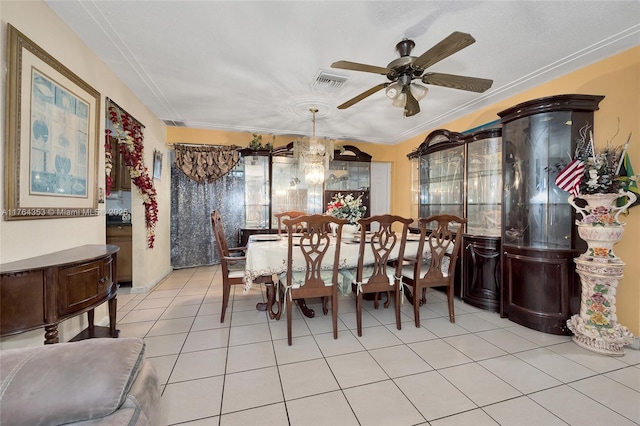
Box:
4;24;100;220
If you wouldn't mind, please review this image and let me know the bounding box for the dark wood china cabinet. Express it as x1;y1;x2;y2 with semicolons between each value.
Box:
408;127;502;310
238;144;371;246
498;94;604;334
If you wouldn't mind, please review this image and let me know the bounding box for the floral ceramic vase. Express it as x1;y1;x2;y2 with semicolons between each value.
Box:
341;224;359;238
566;191;636;356
329;222;358;239
568;192;636;261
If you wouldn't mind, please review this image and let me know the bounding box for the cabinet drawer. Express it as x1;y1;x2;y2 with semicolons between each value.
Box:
106;225;132;238
57;257;114;316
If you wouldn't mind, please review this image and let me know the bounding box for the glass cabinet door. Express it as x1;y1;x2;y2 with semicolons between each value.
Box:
243;154;270;228
420;145;464;220
271;156;323;219
466;133;502;237
324;146;371;216
325;160;370;192
502;111;574;249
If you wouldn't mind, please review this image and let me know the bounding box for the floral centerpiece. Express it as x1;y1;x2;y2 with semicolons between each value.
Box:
572;125;625;195
556;123;638;219
326;193;366;225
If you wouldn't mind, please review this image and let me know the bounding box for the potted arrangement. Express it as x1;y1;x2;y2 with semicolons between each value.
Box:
325;193;366;237
556;124;638;355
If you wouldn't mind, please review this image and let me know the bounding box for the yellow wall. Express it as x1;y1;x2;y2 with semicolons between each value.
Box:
0;1;172;348
169;47;639;335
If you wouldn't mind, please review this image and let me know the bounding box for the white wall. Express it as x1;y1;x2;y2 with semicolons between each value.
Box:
0;1;172;347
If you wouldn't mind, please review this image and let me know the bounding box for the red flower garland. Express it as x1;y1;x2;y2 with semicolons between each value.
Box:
106;105;158;248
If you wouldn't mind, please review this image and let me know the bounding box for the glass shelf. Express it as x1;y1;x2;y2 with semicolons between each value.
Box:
243;154;270;228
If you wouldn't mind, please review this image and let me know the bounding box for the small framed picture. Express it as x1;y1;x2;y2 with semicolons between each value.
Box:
153;149;163;179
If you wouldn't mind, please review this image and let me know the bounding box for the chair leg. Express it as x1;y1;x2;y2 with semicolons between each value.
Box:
420;287;427;305
332;295;338;340
447;285;455;323
287;297;293;346
356;292;363;337
395;285;402;331
414;285;421;328
322;297;328;316
220;282;230;323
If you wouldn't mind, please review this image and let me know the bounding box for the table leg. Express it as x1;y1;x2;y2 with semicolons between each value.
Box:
403;286;424;306
44;324;59;344
87;309;95;329
256;279;282;320
108;296;120;338
257;283;277;320
298;299;315;318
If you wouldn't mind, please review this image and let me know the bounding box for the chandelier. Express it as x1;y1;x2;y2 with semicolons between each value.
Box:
293;108;334;185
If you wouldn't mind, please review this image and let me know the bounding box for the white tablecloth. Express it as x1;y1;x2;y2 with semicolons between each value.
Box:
244;234;419;294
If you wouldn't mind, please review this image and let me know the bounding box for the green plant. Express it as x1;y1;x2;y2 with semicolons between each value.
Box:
248;133;263;150
248;133;274;151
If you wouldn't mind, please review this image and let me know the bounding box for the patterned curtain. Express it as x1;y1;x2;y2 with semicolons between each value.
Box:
170;151;245;268
173;144;241;183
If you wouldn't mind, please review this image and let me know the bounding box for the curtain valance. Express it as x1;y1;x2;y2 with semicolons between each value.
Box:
173;144;241;184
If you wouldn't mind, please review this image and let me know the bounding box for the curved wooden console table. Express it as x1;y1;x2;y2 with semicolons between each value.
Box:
0;244;120;344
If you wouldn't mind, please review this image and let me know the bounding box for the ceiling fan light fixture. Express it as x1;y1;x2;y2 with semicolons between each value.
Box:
385;82;402;100
331;32;493;117
410;83;428;101
392;91;406;108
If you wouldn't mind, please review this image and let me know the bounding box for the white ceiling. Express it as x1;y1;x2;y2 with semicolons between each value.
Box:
46;1;640;145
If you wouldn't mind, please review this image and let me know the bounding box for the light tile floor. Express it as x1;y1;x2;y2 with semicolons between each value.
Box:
116;266;640;425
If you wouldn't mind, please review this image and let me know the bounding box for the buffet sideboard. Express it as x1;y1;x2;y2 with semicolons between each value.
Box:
0;245;120;344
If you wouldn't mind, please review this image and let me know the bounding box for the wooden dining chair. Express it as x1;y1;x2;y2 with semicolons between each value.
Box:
400;214;467;327
281;214;347;345
349;214;413;336
274;211;306;235
211;211;246;323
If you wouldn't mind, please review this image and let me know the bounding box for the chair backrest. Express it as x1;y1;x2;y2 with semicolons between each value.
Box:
356;214;413;285
414;214;467;283
275;211;306;235
211;211;230;256
283;214;347;290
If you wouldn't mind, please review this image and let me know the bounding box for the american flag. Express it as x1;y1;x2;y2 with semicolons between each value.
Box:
555;159;585;196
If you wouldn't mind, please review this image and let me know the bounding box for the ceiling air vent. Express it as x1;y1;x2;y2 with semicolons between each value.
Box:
311;70;349;92
162;119;187;127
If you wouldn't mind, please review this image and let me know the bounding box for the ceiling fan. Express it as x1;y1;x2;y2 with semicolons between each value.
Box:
331;32;493;117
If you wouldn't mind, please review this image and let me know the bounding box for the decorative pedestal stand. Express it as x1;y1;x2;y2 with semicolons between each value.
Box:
567;192;636;356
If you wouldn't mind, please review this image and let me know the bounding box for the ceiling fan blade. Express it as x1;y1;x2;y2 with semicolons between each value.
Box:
422;72;493;93
337;83;389;109
413;31;476;70
331;60;388;75
404;86;421;117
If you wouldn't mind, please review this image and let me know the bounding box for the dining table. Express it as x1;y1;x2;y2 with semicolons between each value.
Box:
244;232;420;319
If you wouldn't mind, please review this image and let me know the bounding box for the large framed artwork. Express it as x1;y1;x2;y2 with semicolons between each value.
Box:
4;24;100;220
